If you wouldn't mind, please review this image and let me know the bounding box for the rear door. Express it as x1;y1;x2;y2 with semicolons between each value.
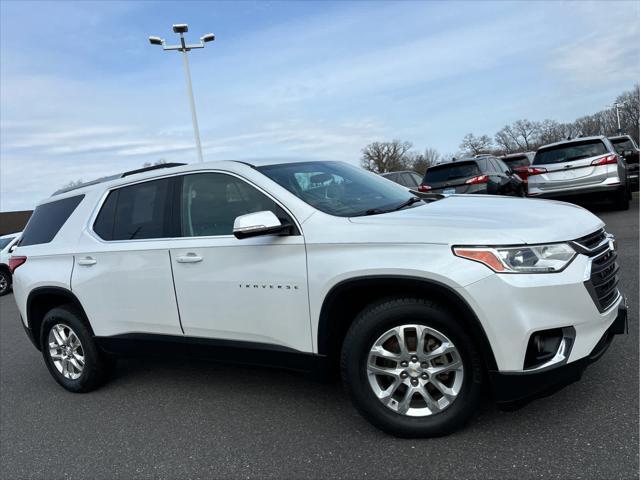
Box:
168;172;312;352
72;178;183;337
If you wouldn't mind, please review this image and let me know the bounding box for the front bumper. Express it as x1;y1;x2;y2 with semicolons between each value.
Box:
490;298;627;407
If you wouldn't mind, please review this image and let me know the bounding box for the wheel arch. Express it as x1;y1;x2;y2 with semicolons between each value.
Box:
317;275;498;372
26;286;94;350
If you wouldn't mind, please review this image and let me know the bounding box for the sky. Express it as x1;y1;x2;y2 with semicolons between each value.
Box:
1;0;638;211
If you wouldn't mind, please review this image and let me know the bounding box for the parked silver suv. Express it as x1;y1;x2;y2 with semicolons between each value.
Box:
528;136;630;210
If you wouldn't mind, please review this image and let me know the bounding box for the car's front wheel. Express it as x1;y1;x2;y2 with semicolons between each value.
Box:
41;305;112;392
341;298;484;437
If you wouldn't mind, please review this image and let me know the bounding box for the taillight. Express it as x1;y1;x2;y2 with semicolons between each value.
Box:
418;184;431;192
527;167;547;176
591;154;618;166
465;175;489;185
9;256;27;273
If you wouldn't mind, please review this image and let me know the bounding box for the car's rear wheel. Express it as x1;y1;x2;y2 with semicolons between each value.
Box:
341;298;484;437
612;187;630;211
41;305;112;392
0;270;10;296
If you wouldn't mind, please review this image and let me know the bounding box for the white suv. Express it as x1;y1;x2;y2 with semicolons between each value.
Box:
10;160;627;437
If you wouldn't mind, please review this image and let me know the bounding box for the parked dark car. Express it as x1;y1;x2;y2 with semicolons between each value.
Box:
418;157;525;196
380;170;423;190
608;135;639;191
500;152;535;192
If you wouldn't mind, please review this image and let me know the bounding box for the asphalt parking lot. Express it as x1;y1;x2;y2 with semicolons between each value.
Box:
1;198;638;480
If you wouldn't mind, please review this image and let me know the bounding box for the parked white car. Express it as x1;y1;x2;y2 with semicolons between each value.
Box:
11;160;627;437
0;232;21;296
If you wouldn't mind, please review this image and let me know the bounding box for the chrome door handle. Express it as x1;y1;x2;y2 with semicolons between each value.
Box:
176;253;203;263
77;256;97;266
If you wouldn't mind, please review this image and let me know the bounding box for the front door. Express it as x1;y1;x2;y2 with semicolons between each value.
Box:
169;172;312;352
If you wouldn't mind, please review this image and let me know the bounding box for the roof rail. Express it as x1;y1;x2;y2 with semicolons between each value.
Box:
121;162;186;177
51;162;187;196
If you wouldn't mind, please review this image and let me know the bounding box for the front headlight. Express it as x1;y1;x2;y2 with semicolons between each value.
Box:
453;243;576;273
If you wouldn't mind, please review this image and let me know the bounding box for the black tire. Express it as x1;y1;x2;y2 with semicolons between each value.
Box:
341;297;484;438
612;187;630;211
40;305;112;393
0;269;11;296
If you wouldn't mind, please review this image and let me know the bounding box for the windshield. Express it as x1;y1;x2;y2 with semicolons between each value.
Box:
423;161;480;183
609;137;635;154
502;155;530;168
534;140;608;165
258;161;416;217
0;237;15;250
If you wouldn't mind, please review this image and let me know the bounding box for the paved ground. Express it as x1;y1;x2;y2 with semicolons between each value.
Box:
1;199;638;479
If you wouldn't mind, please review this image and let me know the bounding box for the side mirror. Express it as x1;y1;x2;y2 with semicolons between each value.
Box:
622;150;633;158
233;211;291;239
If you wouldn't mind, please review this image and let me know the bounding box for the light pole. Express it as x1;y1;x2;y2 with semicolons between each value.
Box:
149;24;215;163
611;102;626;136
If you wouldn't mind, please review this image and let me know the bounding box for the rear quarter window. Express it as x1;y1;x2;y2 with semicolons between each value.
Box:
534;140;608;165
19;195;84;246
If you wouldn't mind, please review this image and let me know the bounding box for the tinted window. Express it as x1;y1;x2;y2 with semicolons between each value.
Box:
181;173;288;236
382;173;398;183
93;179;172;240
259;161;413;217
534;140;608;165
423;162;480;183
493;158;510;173
502;155;531;168
409;172;423;186
0;237;15;250
400;173;420;188
20;195;84;246
609;137;636;153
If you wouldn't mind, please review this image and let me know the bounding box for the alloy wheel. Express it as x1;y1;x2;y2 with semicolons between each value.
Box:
48;323;85;380
367;324;464;417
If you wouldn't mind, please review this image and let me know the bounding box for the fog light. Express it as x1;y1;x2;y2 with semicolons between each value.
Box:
524;328;572;370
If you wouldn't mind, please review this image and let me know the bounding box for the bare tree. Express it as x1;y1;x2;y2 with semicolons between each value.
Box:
410;148;441;175
361;140;413;173
142;159;168;168
459;133;493;156
60;179;84;189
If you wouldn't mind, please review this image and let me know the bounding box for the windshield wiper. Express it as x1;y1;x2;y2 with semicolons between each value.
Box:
390;196;423;211
365;196;422;215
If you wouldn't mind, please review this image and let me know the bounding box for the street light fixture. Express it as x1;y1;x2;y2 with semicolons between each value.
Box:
612;102;626;136
148;24;215;163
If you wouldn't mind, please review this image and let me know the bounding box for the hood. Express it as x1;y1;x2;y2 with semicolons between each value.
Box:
348;195;604;245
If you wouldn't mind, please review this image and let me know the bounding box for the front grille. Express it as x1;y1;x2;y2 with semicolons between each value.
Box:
572;229;608;255
585;248;620;312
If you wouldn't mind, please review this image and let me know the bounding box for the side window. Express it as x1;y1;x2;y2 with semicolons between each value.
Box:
180;173;289;237
93;178;172;240
488;159;501;173
400;173;418;188
476;159;489;173
494;158;509;173
20;195;84;246
383;173;396;183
